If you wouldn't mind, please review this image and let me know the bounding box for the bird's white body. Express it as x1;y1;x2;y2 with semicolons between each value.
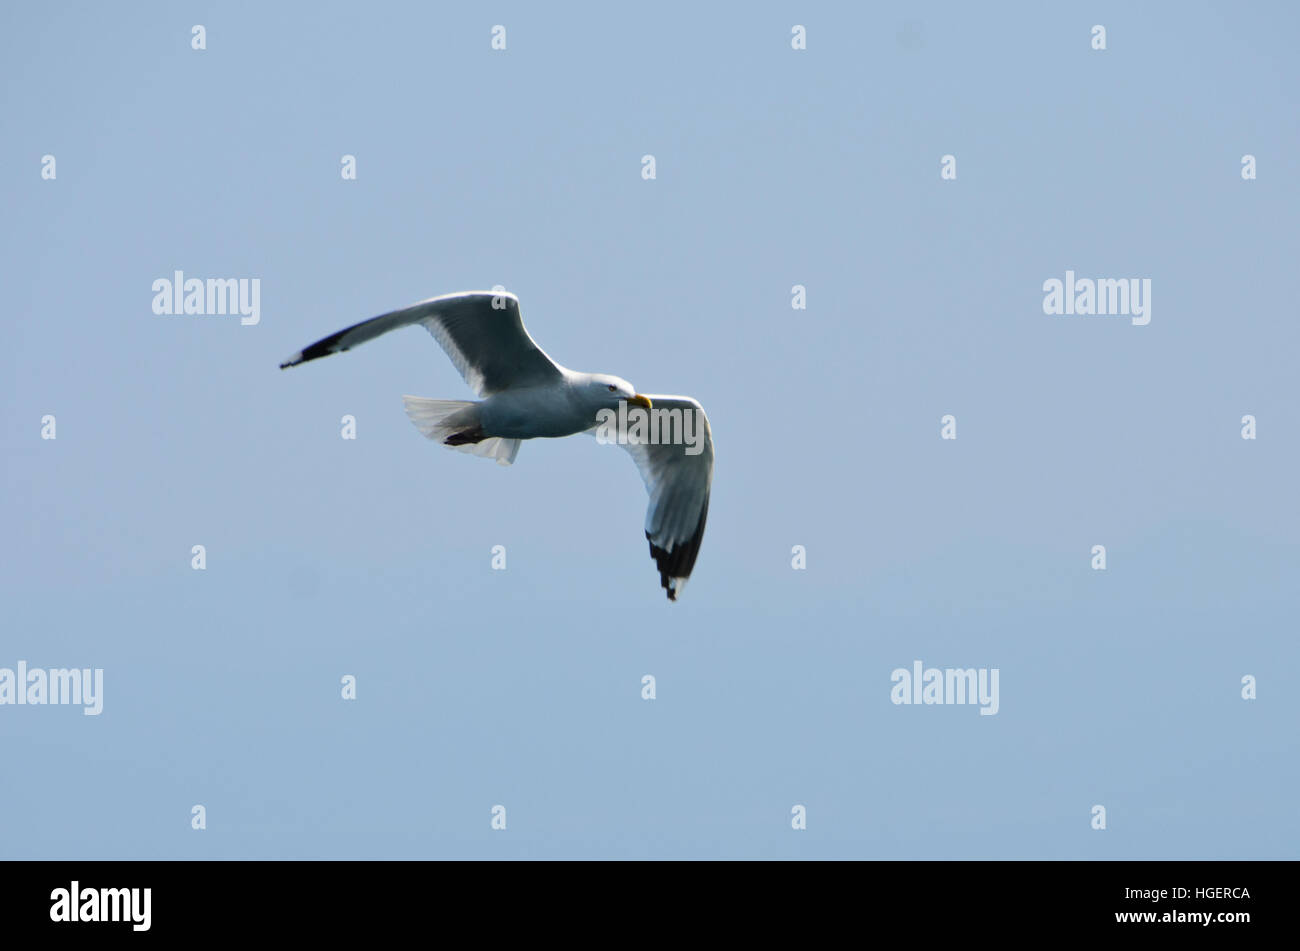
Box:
479;373;603;438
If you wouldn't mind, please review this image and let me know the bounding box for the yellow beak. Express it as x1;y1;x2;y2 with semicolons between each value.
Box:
630;394;653;410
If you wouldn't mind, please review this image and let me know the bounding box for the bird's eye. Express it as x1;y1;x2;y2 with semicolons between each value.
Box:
608;384;617;392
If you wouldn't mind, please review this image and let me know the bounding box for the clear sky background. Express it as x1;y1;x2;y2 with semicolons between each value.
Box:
2;2;1297;859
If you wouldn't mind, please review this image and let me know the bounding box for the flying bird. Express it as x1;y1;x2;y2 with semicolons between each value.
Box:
280;291;713;600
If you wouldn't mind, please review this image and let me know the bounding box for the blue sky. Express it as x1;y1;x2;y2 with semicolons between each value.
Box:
2;2;1297;858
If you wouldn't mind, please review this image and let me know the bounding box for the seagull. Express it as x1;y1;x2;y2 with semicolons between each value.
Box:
280;290;713;600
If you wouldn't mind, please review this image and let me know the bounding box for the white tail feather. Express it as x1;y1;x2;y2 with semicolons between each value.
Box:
401;396;520;466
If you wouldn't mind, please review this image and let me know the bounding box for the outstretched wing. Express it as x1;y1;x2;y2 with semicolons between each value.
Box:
614;396;714;601
279;291;565;396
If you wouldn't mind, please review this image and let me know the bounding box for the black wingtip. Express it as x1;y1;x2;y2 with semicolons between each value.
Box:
280;329;352;372
646;496;709;601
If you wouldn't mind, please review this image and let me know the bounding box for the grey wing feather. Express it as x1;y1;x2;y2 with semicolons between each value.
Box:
279;291;564;396
614;396;714;600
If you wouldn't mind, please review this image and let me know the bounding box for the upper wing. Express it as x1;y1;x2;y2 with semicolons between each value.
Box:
279;291;565;396
614;396;714;601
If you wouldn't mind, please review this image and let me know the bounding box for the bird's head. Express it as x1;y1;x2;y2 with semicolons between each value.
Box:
583;374;652;412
